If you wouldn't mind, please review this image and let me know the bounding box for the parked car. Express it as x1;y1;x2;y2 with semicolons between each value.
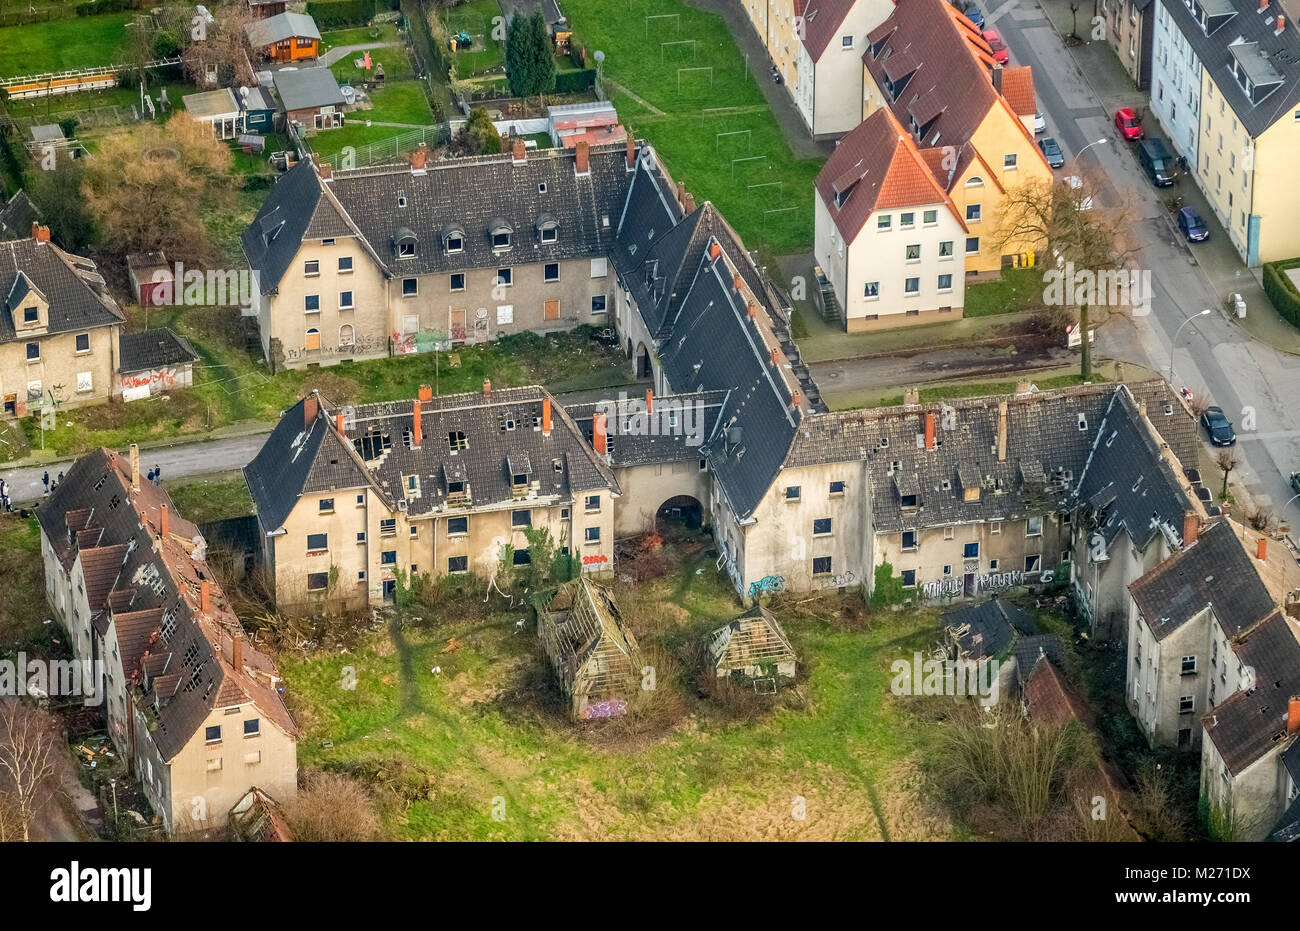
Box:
982;29;1009;64
963;3;986;28
1137;138;1176;186
1038;136;1064;168
1178;206;1209;242
1033;112;1046;134
1291;470;1300;494
1114;107;1144;140
1201;406;1237;446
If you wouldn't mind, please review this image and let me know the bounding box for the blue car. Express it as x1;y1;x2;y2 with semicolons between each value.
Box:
1178;206;1209;242
962;3;985;28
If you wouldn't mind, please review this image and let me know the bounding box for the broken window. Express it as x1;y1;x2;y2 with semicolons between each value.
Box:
356;430;392;461
448;431;468;451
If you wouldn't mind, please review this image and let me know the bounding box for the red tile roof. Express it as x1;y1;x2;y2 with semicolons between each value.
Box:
801;0;862;60
1001;65;1037;117
815;107;962;238
1023;656;1091;728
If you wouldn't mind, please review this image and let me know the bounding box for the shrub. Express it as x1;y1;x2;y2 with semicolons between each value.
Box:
1262;258;1300;329
284;770;383;841
554;68;596;94
306;0;376;29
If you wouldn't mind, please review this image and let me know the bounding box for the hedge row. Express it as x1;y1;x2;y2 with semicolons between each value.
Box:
75;0;135;16
555;68;595;94
306;0;377;28
1262;258;1300;329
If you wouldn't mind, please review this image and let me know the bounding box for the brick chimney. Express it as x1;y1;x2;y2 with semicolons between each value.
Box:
200;579;211;614
997;401;1008;462
31;223;50;243
1277;14;1286;33
770;347;780;366
335;411;345;434
747;301;757;320
732;274;744;293
232;635;244;673
644;389;653;414
1288;697;1300;736
708;242;721;261
1260;0;1269;11
991;62;1002;94
791;389;802;409
1257;536;1268;561
1015;378;1031;396
542;397;552;436
1183;511;1200;545
904;386;919;406
682;192;696;214
574;140;590;176
411;141;428;173
593;412;608;456
625;136;636;170
318;161;332;181
160;503;170;539
304;392;319;428
418;384;433;402
925;412;936;451
483;378;492;398
412;399;422;448
130;443;140;492
512;137;526;164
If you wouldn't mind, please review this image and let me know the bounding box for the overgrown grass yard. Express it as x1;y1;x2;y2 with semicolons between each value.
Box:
319;24;402;49
166;475;255;524
357;80;436;125
279;542;954;841
563;0;822;254
440;0;506;77
0;11;134;77
0;517;61;657
22;319;632;458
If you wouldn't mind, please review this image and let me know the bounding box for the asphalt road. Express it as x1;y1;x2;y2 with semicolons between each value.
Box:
1;433;269;507
988;0;1300;521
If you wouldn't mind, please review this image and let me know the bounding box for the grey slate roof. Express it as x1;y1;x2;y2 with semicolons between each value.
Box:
1129;518;1278;641
245;387;620;532
1203;610;1300;775
246;11;321;48
323;144;633;277
0;190;39;240
272;66;344;112
1072;384;1197;552
944;597;1038;660
1012;633;1065;681
118;327;199;374
241;159;356;294
1158;0;1300;138
0;237;123;342
564;389;729;466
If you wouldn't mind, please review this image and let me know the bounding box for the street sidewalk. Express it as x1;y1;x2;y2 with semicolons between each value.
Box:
1033;0;1300;354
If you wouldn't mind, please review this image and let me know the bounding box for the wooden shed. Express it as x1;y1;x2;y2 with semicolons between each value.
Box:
707;605;797;689
537;578;642;720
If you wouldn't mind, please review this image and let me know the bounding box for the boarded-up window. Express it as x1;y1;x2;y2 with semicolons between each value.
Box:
544;298;559;320
305;328;321;351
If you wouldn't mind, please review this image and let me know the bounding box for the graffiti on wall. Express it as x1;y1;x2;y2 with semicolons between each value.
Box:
582;698;628;719
120;366;187;402
922;570;1025;601
748;575;785;600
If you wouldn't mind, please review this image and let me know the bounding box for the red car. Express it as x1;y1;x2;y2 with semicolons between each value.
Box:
982;29;1009;65
1114;107;1144;140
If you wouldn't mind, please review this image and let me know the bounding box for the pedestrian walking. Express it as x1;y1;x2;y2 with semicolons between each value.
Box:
42;471;49;492
153;464;162;486
147;468;155;485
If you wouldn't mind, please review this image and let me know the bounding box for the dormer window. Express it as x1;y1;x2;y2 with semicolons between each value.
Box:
536;214;558;244
399;241;416;257
493;230;511;249
395;227;418;259
489;218;514;252
512;473;528;486
441;224;465;254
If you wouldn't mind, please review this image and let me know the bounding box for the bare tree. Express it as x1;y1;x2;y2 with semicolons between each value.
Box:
181;3;256;89
996;177;1137;381
0;702;60;842
284;771;383;841
1214;448;1239;501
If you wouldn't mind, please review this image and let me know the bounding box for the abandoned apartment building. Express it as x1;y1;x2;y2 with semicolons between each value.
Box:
243;386;619;611
37;445;297;834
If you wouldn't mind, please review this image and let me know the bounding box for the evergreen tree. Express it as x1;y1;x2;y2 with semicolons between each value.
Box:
505;10;556;97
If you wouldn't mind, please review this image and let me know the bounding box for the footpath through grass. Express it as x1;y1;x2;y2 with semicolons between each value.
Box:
563;0;821;254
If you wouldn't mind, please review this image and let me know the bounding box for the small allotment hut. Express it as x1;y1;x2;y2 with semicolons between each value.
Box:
537;578;642;720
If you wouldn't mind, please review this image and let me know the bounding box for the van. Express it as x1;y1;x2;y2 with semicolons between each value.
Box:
1138;138;1175;186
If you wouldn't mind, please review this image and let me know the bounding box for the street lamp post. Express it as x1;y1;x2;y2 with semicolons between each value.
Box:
1076;137;1108;159
1168;309;1212;383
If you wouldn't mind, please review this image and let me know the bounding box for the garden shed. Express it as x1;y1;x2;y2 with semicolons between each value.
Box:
707;605;797;688
537;578;642;720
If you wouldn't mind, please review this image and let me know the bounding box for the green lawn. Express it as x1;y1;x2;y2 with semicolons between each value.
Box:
280;555;953;840
964;267;1047;317
440;0;506;77
0;11;134;77
331;45;417;85
166;475;255;524
320;24;402;48
357;80;435;125
307;120;441;163
562;0;821;254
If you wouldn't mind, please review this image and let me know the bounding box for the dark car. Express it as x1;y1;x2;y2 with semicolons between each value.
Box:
1291;470;1300;494
1201;406;1236;446
963;4;985;28
1038;136;1064;168
1178;206;1209;242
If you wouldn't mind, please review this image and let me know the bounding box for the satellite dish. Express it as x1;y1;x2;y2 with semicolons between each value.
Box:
594;50;605;63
